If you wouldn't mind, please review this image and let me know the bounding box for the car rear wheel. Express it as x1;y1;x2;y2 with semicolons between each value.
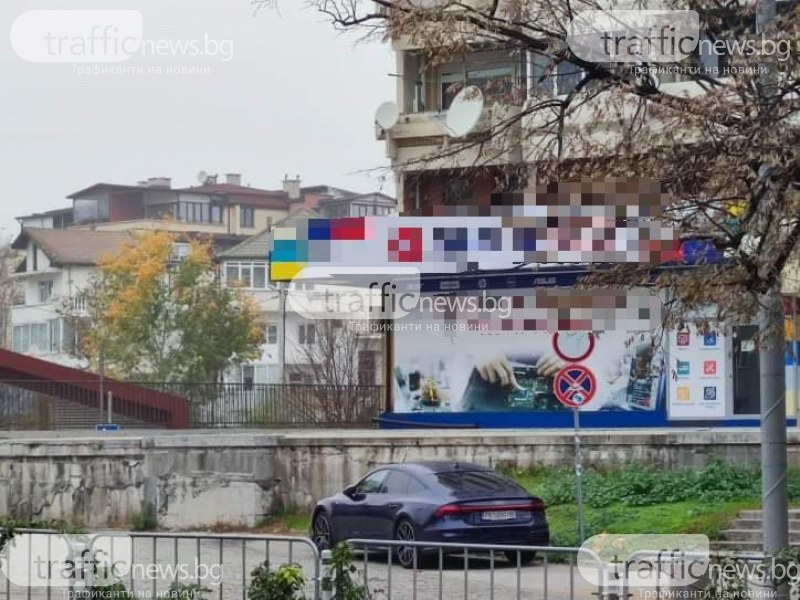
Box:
504;550;536;566
394;519;419;569
312;510;333;551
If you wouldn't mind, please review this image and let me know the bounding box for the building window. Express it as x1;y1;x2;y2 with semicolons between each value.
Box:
49;319;62;353
531;57;584;96
146;202;223;224
359;350;378;385
12;326;29;353
440;72;466;110
439;66;517;110
229;364;266;387
325;205;349;219
443;178;474;205
242;365;255;391
288;372;303;384
240;206;255;228
38;280;54;303
355;205;376;217
298;324;316;346
223;262;268;289
170;243;191;263
266;325;278;345
467;67;516;105
13;323;50;353
73;197;109;223
32;244;38;271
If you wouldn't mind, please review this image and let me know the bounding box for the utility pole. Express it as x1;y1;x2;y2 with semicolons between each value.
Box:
756;0;789;560
279;283;288;383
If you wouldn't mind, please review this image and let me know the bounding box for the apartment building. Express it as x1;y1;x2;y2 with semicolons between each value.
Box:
382;37;730;211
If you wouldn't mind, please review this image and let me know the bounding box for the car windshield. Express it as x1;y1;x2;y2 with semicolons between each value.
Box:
432;471;526;495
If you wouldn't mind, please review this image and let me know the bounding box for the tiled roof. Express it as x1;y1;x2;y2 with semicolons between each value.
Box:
217;209;322;260
14;228;134;266
217;229;271;260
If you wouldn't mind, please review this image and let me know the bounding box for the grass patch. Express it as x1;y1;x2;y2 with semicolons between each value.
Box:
505;461;800;547
543;499;757;547
252;512;310;535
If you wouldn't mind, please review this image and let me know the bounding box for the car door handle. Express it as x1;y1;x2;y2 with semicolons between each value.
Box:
387;503;401;510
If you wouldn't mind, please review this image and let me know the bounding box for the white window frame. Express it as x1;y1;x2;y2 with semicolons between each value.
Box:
224;261;268;289
298;324;316;346
38;280;54;304
240;206;256;228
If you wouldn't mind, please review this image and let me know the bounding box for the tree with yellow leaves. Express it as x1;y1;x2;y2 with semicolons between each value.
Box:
62;230;264;384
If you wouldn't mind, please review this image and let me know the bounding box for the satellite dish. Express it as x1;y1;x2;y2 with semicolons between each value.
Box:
445;86;484;138
197;170;209;184
375;101;400;130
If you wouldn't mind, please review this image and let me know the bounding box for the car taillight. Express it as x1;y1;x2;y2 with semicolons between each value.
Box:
434;504;464;518
434;500;547;518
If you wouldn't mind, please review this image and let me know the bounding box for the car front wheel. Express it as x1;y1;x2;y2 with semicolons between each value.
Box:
312;510;333;551
394;518;419;569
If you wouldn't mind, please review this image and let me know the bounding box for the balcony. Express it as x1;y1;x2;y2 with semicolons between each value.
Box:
387;104;523;170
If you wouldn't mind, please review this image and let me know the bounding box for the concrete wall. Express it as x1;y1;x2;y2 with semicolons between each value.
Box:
0;429;797;529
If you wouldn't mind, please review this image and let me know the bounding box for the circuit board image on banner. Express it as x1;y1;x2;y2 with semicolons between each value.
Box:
392;327;665;413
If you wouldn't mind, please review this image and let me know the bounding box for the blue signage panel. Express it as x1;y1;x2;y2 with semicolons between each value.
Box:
95;424;120;432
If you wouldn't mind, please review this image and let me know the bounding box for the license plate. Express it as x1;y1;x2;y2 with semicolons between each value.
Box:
482;510;516;521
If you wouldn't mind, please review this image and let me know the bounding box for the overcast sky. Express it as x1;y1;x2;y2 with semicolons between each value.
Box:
1;0;394;237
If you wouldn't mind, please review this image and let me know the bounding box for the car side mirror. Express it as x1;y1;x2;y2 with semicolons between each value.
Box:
344;485;365;501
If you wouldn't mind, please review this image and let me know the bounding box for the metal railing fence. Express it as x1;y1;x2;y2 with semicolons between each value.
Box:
0;380;383;429
345;538;605;600
0;529;320;600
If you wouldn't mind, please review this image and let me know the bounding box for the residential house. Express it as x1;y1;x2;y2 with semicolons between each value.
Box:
11;173;395;376
65;173;289;237
218;220;384;387
9;228;133;367
282;176;398;218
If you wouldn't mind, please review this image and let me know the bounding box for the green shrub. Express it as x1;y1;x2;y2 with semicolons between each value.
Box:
247;562;305;600
536;461;762;508
326;543;369;600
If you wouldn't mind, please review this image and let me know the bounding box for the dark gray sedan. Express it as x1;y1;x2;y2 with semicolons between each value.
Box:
310;461;549;568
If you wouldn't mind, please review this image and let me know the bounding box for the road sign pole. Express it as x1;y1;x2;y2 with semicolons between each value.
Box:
554;362;595;545
573;406;585;543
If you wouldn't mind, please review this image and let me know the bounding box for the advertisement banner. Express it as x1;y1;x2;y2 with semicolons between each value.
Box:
667;325;729;418
392;324;666;414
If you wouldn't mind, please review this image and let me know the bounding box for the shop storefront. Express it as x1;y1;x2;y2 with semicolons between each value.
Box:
381;266;800;429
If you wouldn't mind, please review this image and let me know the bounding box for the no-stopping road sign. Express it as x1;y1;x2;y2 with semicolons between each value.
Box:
554;364;597;408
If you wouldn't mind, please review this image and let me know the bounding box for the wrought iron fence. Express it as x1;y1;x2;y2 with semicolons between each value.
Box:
140;382;384;428
0;380;383;430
